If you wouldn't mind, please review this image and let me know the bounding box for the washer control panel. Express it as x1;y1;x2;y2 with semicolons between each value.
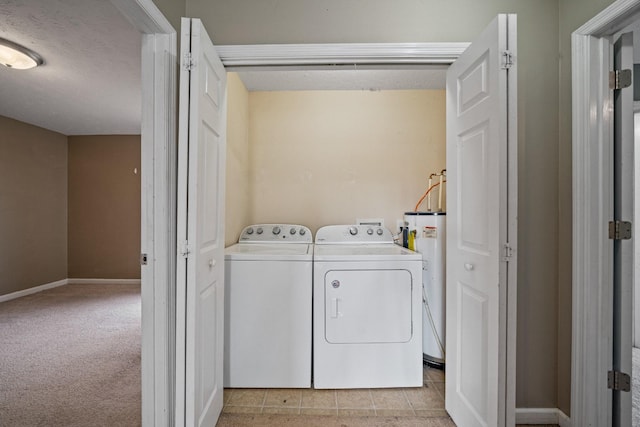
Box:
239;224;312;243
315;225;393;244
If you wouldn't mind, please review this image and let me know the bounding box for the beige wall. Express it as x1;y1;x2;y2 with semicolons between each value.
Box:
0;116;68;296
188;0;542;45
67;135;141;279
248;90;445;233
225;73;251;246
194;0;561;409
557;0;616;415
152;0;186;32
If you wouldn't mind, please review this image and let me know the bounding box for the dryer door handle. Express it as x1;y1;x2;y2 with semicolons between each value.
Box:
331;298;341;318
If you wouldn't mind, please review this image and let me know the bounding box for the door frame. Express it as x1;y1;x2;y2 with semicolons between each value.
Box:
215;38;515;422
109;1;177;425
572;0;640;425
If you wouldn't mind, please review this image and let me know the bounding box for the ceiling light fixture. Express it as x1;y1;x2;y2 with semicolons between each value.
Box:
0;37;43;70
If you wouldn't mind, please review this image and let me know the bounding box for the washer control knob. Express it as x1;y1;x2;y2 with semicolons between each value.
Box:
256;227;263;235
367;228;374;235
376;228;384;236
246;227;254;235
272;226;281;235
299;229;306;235
290;228;297;235
349;226;358;236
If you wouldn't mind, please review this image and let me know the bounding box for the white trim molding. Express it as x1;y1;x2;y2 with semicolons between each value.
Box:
67;278;141;285
559;410;572;427
0;279;68;303
111;1;177;426
571;30;613;427
515;408;570;426
571;1;640;426
216;42;469;67
0;278;143;303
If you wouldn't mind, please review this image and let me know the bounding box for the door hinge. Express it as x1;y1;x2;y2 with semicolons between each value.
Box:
609;69;632;90
501;50;514;70
183;52;194;71
502;243;513;261
140;253;148;266
180;241;191;258
608;370;631;392
608;221;632;240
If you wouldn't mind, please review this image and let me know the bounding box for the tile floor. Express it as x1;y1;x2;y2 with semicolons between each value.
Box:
222;365;446;418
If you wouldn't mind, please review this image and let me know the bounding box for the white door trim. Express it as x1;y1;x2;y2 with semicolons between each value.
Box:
109;1;176;425
571;1;640;426
215;42;469;67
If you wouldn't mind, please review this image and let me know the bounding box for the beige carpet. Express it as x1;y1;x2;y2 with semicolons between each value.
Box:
0;283;141;426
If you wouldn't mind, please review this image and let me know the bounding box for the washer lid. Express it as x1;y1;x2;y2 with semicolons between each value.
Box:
313;243;421;262
225;243;313;261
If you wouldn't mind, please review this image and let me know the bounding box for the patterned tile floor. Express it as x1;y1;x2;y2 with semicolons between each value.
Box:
223;365;446;418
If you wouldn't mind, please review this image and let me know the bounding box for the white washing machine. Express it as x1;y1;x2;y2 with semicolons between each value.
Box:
224;223;313;388
313;225;423;389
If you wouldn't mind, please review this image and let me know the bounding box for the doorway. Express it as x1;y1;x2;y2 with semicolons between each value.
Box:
208;13;516;424
221;69;448;419
0;0;149;423
169;11;517;424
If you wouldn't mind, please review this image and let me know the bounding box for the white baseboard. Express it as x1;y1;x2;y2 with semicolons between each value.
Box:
516;408;570;426
558;410;571;427
67;278;141;285
0;278;142;303
0;279;68;303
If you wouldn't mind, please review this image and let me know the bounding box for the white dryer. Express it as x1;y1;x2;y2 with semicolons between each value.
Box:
224;224;313;388
313;225;423;389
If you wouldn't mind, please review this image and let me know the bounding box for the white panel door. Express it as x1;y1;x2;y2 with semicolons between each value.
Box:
445;14;517;427
176;17;227;427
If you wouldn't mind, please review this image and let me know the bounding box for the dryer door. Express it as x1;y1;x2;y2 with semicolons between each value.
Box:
325;269;413;344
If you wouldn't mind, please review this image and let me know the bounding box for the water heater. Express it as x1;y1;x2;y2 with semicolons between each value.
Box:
404;212;446;368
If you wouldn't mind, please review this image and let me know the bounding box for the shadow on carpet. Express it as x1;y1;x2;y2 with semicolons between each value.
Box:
0;284;141;427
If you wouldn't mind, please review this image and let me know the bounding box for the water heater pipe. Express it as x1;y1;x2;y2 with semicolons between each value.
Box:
427;175;433;211
413;177;447;212
438;169;446;212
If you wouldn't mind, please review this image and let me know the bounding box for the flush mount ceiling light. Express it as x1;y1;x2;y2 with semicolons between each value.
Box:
0;37;43;70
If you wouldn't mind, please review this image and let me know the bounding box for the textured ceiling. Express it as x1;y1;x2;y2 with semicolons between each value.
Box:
0;0;141;135
0;1;447;136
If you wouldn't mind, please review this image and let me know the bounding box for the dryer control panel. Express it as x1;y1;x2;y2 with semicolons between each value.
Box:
315;225;394;244
239;224;313;243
